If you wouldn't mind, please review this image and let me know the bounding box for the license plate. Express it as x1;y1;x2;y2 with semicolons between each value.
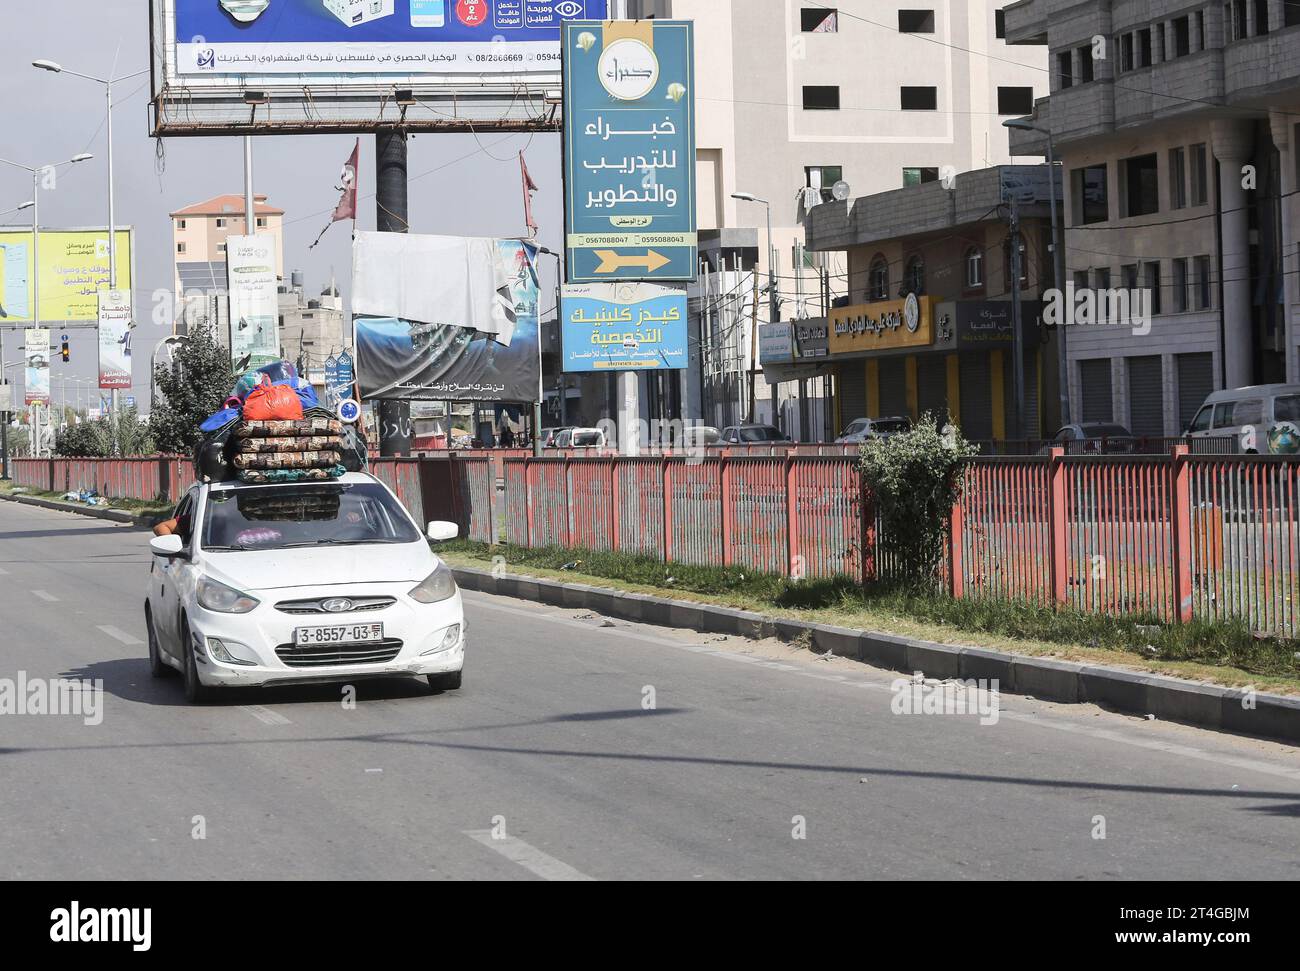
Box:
294;623;385;647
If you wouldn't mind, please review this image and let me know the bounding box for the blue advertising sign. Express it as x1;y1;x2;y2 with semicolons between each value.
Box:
563;20;696;283
172;0;608;77
324;351;356;407
561;282;687;372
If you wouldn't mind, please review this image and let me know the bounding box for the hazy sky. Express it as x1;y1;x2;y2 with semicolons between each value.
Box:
0;0;562;411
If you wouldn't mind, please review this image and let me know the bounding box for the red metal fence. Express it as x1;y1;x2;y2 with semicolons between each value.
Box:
12;449;1300;637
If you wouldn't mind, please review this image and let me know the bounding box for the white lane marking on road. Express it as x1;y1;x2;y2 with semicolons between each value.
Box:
240;705;291;726
464;591;1300;785
31;590;58;602
464;831;595;881
97;625;144;646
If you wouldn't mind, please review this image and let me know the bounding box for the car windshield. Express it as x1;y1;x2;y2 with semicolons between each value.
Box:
572;431;603;447
843;420;868;436
740;427;783;442
201;483;421;552
873;419;911;434
1079;424;1131;437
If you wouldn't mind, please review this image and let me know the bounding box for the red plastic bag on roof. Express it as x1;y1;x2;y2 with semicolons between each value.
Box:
243;375;304;422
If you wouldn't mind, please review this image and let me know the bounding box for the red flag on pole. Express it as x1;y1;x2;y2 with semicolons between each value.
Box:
520;150;539;238
311;138;360;249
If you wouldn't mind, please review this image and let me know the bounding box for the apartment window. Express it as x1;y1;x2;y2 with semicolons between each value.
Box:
1156;23;1167;62
898;9;935;33
1078;45;1095;82
1072;164;1109;224
1229;0;1248;42
1144;262;1162;315
900;86;938;110
806;165;843;203
996;10;1006;38
217;242;227;254
965;247;985;290
1255;0;1270;34
1119;33;1134;72
176;242;186;255
802;86;840;110
215;217;227;229
1190;143;1209;205
869;255;890;301
1288;0;1300;26
801;8;838;32
903;167;940;186
1173;258;1190;312
1123;153;1160;217
1073;270;1090;292
1197;10;1207;45
1137;28;1152;67
1122;264;1140;292
998;86;1035;116
1196;255;1213;309
1094;267;1112;291
1172;16;1191;56
1170;147;1188;210
905;255;926;295
176;218;187;230
256;216;267;228
1056;51;1073;89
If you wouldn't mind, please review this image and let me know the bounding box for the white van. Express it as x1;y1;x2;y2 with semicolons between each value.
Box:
1185;384;1300;452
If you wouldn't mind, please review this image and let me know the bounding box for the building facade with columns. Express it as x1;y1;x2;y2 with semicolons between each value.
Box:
1002;0;1300;436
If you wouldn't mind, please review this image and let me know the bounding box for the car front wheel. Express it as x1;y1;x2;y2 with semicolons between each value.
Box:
428;670;462;693
145;605;169;679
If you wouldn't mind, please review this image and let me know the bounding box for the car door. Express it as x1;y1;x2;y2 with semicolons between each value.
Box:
156;490;198;659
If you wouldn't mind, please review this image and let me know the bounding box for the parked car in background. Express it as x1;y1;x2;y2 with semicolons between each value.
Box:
682;425;721;448
541;427;573;448
1185;384;1300;453
555;427;607;450
836;416;913;444
720;424;790;444
1043;423;1137;454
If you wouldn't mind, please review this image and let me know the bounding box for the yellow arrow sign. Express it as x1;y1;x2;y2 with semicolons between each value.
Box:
593;250;672;274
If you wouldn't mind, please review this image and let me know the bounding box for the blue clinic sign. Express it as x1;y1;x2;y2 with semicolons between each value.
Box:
561;282;688;372
172;0;609;77
325;351;356;407
563;19;696;283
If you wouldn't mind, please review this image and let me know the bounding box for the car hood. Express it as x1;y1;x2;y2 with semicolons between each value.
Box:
200;542;436;592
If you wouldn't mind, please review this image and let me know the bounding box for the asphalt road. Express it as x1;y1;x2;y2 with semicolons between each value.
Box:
2;497;1300;881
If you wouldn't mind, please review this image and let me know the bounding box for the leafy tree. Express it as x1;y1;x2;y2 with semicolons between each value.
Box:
149;322;235;455
859;415;979;589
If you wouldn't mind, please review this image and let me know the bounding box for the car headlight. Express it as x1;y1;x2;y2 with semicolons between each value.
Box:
410;562;458;604
197;576;260;614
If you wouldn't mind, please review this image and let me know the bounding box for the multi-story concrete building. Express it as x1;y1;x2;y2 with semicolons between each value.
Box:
1003;0;1300;435
608;0;1049;436
171;194;285;299
278;272;347;383
806;164;1062;442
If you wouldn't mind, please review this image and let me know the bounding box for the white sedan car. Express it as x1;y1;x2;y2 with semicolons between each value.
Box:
145;473;465;703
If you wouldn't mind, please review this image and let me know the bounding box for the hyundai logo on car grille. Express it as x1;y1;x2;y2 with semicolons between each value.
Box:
321;598;355;613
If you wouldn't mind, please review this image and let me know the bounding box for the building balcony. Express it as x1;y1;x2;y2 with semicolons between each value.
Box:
1224;25;1300;104
1114;49;1225;128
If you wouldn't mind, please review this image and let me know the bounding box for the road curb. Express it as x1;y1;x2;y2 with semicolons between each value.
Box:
0;491;167;528
451;564;1300;746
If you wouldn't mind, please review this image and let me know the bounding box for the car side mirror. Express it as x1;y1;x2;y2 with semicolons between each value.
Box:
427;521;459;543
150;535;185;558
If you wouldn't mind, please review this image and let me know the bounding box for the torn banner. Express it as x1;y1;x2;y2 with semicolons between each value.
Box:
354;235;541;403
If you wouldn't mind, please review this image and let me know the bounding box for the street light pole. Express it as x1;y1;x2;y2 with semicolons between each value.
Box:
1005;118;1070;428
35;60;147;438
